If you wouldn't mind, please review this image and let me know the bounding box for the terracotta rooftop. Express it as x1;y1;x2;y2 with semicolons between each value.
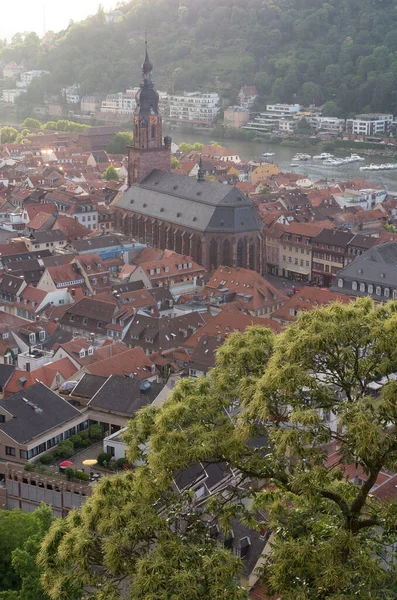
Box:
271;286;352;323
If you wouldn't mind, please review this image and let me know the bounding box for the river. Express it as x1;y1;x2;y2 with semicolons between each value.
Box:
168;130;397;194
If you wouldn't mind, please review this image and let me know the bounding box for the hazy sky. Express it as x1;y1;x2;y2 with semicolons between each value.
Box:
0;0;117;40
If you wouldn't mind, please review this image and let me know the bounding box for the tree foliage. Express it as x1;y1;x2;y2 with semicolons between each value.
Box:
0;505;53;599
102;165;119;181
38;299;397;600
106;132;134;154
0;127;18;144
2;0;396;115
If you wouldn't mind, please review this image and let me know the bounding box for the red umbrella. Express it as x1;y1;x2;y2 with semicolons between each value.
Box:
59;460;73;467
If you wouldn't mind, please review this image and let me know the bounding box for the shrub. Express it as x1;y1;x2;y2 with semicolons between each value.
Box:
24;463;34;471
54;440;74;459
79;429;89;440
65;467;75;481
89;425;104;441
74;471;89;481
116;457;128;469
39;453;55;465
68;434;85;448
97;452;112;467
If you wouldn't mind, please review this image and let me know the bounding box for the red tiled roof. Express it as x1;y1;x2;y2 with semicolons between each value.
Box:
4;358;77;396
87;346;157;379
54;217;92;239
206;266;288;313
27;211;54;230
184;310;281;350
271;286;352;323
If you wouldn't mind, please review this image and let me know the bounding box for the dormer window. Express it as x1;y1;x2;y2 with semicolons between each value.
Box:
92;278;97;286
29;333;36;344
39;331;45;342
79;349;86;358
87;265;91;270
2;333;9;339
88;347;94;356
164;267;169;273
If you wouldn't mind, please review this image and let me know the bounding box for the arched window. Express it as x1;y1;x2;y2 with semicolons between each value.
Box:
352;281;357;291
151;124;156;139
368;284;374;294
359;283;365;293
376;286;382;296
236;240;244;267
222;239;232;266
338;278;343;288
384;287;390;298
209;239;218;271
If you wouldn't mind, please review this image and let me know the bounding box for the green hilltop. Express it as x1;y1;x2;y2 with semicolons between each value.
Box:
1;0;397;116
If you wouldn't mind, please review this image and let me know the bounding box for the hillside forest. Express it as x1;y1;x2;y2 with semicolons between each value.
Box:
0;0;397;117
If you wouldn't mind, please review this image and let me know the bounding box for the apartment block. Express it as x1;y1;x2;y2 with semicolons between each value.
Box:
168;92;220;126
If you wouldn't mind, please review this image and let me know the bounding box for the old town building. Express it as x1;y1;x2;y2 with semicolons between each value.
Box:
112;45;263;273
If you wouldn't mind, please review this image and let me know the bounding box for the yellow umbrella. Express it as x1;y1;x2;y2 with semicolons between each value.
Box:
82;459;98;467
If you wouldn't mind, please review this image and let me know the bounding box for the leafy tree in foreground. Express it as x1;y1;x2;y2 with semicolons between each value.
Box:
0;505;53;599
39;299;397;600
102;165;119;181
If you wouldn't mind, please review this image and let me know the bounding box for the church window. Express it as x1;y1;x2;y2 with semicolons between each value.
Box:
151;125;156;139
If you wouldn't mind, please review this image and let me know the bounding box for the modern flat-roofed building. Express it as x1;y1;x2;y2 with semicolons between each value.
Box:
346;114;393;136
169;92;220;127
244;103;301;134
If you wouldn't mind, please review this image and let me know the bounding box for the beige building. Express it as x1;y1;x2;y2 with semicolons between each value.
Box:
249;163;281;185
81;95;103;115
279;223;324;282
224;106;250;129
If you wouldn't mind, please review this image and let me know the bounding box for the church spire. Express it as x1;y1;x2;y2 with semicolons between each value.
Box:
135;38;159;115
141;39;153;84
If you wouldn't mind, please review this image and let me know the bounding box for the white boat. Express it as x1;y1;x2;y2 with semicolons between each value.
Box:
323;158;345;166
262;152;275;157
348;153;365;162
360;163;397;171
292;153;311;161
313;152;334;160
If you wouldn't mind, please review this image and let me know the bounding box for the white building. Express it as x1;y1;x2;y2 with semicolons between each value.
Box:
103;428;128;460
100;91;136;115
243;103;301;134
63;85;81;104
313;116;345;134
20;70;50;87
1;89;26;104
168;92;220;126
346;114;393;136
158;91;169;117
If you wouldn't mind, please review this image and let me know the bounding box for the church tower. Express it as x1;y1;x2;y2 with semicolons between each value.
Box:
128;42;172;185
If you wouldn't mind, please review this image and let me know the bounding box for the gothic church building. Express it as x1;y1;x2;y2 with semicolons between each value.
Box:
113;45;263;273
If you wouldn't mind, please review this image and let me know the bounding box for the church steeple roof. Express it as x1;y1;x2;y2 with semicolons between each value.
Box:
142;41;153;75
135;39;159;116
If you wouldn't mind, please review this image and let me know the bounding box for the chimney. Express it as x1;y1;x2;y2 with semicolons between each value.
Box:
26;362;31;372
71;288;76;297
